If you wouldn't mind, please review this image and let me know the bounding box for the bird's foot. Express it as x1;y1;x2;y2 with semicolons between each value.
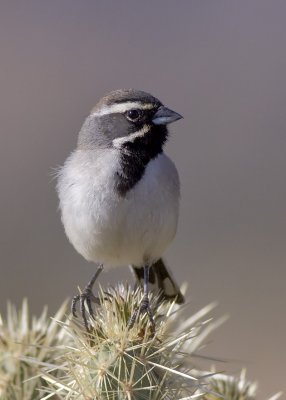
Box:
71;288;99;331
71;265;103;331
128;294;155;332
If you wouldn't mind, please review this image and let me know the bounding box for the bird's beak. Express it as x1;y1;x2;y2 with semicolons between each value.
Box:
152;106;183;125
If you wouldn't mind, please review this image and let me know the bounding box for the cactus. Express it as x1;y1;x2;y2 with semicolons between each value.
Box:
201;370;282;400
0;287;282;399
202;370;257;400
0;299;67;400
39;285;222;399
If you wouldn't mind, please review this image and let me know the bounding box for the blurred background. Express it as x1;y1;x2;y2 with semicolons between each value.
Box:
0;1;285;396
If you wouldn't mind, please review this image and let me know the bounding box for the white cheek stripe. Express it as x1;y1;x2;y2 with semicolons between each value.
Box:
112;124;151;148
92;102;154;117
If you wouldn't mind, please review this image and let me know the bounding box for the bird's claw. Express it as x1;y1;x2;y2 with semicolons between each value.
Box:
128;295;155;332
71;265;103;331
71;287;98;331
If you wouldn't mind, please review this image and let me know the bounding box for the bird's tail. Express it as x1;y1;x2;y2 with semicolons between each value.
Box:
130;258;184;304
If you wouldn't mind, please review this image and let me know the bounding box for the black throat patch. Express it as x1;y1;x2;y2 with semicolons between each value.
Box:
115;125;168;196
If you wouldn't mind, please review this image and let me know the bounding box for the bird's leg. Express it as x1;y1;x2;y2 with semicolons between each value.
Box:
71;264;103;331
142;264;155;328
128;265;155;331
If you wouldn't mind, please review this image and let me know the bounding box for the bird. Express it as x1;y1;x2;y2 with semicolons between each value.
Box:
57;89;184;330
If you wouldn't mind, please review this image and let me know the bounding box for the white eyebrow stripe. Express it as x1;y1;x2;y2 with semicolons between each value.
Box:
112;124;151;148
92;102;155;117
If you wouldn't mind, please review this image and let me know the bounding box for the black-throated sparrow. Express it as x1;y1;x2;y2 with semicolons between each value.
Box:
57;89;184;330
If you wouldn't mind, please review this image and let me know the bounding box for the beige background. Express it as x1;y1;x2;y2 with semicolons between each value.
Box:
0;1;285;396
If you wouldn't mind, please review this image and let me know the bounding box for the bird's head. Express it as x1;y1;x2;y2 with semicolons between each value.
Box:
77;89;182;152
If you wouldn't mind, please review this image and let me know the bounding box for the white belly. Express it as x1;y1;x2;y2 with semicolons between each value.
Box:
57;149;180;267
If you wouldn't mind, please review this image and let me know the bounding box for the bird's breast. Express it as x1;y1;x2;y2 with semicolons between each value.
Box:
58;150;180;266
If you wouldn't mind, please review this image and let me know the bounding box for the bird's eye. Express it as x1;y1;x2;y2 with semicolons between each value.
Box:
126;109;142;121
